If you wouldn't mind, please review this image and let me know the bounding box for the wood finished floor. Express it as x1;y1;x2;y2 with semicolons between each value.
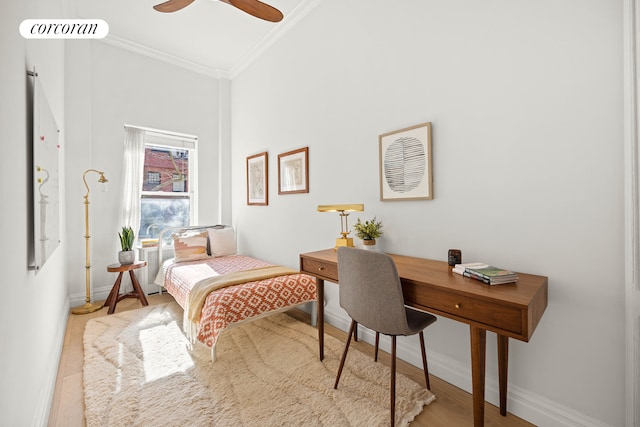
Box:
48;294;535;427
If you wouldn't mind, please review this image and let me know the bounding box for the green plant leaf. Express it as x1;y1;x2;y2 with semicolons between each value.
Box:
353;217;383;240
118;226;135;251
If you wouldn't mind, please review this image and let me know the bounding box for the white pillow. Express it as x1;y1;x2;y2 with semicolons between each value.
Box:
208;227;236;257
173;231;210;262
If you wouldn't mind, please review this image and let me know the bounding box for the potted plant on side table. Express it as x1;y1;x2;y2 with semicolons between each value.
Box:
118;226;135;265
353;217;383;249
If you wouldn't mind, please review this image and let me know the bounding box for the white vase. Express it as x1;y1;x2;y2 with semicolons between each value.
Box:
362;239;377;250
118;250;135;265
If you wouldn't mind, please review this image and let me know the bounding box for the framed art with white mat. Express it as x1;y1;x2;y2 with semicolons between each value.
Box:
246;151;268;206
379;122;433;201
278;147;309;195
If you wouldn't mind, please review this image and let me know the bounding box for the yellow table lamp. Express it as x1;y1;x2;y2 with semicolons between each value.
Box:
317;204;364;249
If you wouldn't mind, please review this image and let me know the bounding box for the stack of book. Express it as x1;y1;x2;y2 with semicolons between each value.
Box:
453;262;518;285
140;238;159;248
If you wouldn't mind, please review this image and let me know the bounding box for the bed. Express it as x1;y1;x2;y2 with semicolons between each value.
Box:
153;225;317;360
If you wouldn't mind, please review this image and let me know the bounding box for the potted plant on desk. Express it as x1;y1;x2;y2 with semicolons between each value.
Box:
353;217;383;249
118;226;135;265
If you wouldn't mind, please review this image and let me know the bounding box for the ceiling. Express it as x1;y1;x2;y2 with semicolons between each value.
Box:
73;0;319;78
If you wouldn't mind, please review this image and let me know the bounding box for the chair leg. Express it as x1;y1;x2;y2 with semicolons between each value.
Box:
419;331;430;390
374;332;380;362
391;335;397;427
334;319;357;389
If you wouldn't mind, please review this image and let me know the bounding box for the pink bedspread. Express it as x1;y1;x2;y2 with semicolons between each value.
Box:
160;255;316;350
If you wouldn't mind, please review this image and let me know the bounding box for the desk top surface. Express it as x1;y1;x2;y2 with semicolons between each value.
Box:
300;248;548;310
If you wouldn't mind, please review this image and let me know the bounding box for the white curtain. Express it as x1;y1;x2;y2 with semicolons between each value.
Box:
119;127;145;239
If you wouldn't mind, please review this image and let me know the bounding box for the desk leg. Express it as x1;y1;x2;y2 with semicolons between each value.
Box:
317;278;325;361
498;334;509;416
470;326;486;427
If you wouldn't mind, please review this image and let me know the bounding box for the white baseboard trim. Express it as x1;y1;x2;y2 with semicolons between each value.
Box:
68;283;124;308
33;298;70;427
324;307;611;427
506;386;611;427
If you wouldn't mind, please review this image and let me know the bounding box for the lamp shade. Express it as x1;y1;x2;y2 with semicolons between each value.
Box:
317;204;364;213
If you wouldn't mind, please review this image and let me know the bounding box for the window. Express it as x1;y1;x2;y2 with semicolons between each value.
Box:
147;171;160;185
172;173;185;192
137;129;198;240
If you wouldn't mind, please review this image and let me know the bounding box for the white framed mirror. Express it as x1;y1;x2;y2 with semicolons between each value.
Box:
29;70;60;273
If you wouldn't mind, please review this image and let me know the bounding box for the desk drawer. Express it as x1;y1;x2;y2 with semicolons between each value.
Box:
411;286;523;335
301;257;339;282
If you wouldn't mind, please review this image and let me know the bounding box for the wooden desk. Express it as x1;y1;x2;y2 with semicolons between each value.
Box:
104;261;149;314
300;249;547;427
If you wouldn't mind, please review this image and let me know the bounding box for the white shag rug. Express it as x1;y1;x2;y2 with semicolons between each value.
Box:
83;302;435;426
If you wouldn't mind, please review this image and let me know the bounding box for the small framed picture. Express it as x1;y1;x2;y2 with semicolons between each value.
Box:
379;122;433;201
246;152;268;205
278;147;309;195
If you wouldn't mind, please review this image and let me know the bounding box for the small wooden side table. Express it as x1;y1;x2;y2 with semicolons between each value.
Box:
104;261;149;314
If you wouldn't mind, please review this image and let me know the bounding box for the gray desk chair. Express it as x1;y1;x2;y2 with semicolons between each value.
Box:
334;247;437;427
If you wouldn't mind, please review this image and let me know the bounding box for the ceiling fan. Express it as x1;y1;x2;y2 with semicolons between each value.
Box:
153;0;284;22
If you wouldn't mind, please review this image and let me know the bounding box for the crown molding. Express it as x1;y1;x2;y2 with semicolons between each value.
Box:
99;33;230;79
229;0;321;79
95;0;320;81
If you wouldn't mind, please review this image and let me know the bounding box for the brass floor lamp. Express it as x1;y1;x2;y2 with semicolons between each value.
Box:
71;169;108;315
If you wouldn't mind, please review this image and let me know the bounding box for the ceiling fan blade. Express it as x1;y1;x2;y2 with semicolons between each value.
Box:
221;0;284;22
153;0;196;13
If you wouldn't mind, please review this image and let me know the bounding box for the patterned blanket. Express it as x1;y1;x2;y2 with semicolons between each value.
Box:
158;255;317;360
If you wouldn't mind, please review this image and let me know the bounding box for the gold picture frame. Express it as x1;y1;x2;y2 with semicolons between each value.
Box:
278;147;309;195
379;122;433;201
246;152;268;206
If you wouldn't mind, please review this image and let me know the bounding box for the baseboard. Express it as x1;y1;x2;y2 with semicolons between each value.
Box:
68;283;124;308
324;307;611;427
506;385;611;427
32;298;70;426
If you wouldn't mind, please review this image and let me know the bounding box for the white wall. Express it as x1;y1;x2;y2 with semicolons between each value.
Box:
0;0;69;425
65;41;224;305
0;12;225;423
232;1;624;426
